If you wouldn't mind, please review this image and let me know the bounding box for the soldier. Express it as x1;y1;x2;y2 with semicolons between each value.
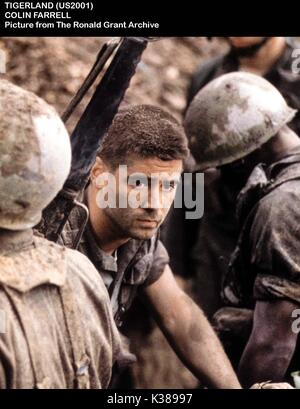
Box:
59;104;293;389
60;104;243;389
184;71;300;386
164;37;300;319
188;37;300;133
0;79;122;389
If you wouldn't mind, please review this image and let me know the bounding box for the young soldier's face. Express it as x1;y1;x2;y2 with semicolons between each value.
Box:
93;156;183;240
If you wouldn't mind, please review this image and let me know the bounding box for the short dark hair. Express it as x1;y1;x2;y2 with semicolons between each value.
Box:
98;105;189;168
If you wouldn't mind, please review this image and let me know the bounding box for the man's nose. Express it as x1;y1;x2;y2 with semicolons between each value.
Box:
147;184;162;209
143;208;160;218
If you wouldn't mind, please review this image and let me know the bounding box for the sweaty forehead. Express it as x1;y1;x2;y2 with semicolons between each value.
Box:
126;156;183;174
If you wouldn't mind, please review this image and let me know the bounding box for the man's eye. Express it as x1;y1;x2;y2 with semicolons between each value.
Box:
128;175;148;189
161;181;176;192
134;180;146;189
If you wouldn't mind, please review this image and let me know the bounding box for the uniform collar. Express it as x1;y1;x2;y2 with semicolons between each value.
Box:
83;222;119;273
236;146;300;226
0;229;34;255
63;189;149;283
82;221;144;277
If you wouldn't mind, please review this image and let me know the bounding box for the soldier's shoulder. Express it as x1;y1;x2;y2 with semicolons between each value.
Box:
64;246;109;298
33;229;98;279
64;245;95;270
255;178;300;226
34;235;109;298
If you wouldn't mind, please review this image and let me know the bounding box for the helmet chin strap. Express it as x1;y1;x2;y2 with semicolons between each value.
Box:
230;37;271;58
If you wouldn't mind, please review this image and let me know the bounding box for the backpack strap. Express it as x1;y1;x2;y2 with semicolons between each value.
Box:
223;162;300;306
59;280;91;389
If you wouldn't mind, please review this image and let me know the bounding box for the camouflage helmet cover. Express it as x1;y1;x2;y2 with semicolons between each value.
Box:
0;80;71;230
184;72;297;169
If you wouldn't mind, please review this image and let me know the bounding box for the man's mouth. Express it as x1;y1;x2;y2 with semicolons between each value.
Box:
136;219;159;228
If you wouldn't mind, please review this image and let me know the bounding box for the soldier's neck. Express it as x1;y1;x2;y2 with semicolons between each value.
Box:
238;37;286;76
271;131;300;162
0;229;33;255
86;186;129;256
261;127;300;164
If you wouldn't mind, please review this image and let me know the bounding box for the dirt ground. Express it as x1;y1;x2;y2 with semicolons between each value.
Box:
0;36;227;389
0;37;227;127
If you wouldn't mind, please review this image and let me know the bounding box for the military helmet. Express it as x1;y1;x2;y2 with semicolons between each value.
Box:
0;80;71;230
184;72;297;170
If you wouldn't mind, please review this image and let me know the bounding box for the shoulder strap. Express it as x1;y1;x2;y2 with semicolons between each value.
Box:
240;163;300;230
264;168;300;195
59;280;91;389
110;241;145;327
223;165;300;306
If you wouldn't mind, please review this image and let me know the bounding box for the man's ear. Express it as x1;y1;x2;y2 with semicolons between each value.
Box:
90;156;107;187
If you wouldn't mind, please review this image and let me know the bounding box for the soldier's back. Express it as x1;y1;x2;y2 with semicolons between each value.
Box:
0;233;121;389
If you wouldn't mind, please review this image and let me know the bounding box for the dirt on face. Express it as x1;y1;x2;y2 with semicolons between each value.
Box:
0;36;226;389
